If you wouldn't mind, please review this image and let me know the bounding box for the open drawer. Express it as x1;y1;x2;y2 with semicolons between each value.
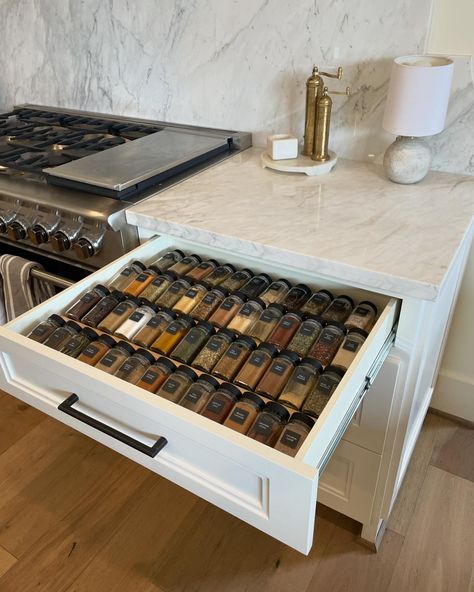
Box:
0;234;399;554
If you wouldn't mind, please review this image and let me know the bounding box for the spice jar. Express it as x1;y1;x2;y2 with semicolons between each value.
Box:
192;328;237;373
109;261;146;291
132;308;176;348
203;263;236;287
123;266;162;297
28;314;65;343
224;392;265;434
302;366;345;417
320;295;354;324
60;327;99;358
81;290;126;328
239;273;272;299
274;412;315;456
212;335;257;381
200;383;241;423
208;292;247;329
300;289;333;317
155;277;193;309
170;321;215;364
234;343;279;390
278;358;323;410
266;311;304;350
138;271;178;303
97;296;141;334
190;287;229;322
255;350;300;399
78;334;117;366
178;375;220;413
227;298;265;335
259;278;292;305
220;268;254;292
185;259;219;281
156;366;198;403
308;322;346;368
344;301;377;332
287;315;325;357
150;249;185;271
281;283;312;311
172;282;209;315
247;402;290;446
65;284;110;321
331;328;368;371
150;315;194;355
135;357;177;393
167;254;202;276
246;304;286;344
114;348;156;384
95;341;135;375
43;320;82;350
115;300;158;341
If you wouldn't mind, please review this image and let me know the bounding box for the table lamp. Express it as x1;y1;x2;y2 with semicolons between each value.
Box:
382;55;454;184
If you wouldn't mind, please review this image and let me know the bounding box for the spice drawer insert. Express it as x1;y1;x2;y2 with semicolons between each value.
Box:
0;234;399;554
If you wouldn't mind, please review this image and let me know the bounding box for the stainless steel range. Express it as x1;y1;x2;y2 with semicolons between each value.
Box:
0;105;251;285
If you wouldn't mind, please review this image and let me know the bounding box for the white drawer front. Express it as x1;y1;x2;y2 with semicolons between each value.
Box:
0;234;398;554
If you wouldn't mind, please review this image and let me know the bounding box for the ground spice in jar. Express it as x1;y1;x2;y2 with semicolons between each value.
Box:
247;402;290;446
208;292;247;328
123;266;162;297
114;300;158;341
65;284;110;321
255;350;300;399
150;249;185;271
246;304;286;344
43;320;82;350
281;284;312;311
109;261;146;291
239;273;272;299
132;308;176;348
278;358;323;410
185;259;219;281
307;322;346;368
138;271;178;303
274;412;315;456
200;383;241;423
331;328;368;371
266;311;304;350
156;366;198;403
60;327;99;358
302;366;345;417
227;298;265;335
224;392;265;434
155;277;193;309
300;289;333;317
259;279;292;305
344;301;377;332
202;263;236;287
168;254;202;276
287;316;325;357
190;287;229;322
28;314;65;343
178;375;220;413
81;290;126;328
135;357;177;393
94;341;135;374
212;335;257;381
150;315;194;355
77;334;117;366
234;343;279;390
320;295;354;324
219;268;254;291
114;348;156;384
170;321;215;364
192;328;237;373
97;296;141;334
172;282;210;315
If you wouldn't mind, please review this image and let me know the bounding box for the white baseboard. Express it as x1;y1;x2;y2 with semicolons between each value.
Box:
431;370;474;423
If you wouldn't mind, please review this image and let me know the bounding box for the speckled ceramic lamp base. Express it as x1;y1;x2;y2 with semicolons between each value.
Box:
383;136;432;184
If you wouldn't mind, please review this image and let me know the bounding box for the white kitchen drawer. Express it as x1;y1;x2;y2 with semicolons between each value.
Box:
0;234;399;554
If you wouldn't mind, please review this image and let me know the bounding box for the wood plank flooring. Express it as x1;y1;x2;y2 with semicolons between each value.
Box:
0;391;472;592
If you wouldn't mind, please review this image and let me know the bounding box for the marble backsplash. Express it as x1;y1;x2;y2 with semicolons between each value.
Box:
0;0;472;174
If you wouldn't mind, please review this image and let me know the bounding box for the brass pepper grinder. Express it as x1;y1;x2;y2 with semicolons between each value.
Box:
303;67;324;156
312;87;332;162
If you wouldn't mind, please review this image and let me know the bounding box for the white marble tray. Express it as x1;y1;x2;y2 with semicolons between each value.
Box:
261;150;337;175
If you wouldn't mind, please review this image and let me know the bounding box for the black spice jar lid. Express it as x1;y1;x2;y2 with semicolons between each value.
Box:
66;320;82;332
325;365;346;379
190;253;203;263
139;298;158;312
198;374;220;390
203;258;220;267
267;303;286;314
325;321;347;333
162;270;179;281
221;262;237;272
125;296;142;306
98;334;117;348
317;289;334;300
136;349;156;364
171;249;186;258
293;283;312;295
148;265;163;275
94;284;110;296
241;392;265;410
256;272;272;283
194;280;211;290
179;314;195;327
49;314;66;326
111;290;126;302
290;412;315;430
257;342;279;357
278;350;300;365
264;401;290;422
159;307;177;319
346;327;369;339
82;328;99;341
196;320;215;334
336;294;355;308
247;297;266;309
357;300;378;316
219;382;241;400
230;291;248;302
156;357;178;372
238;268;254;277
216;328;238;341
212;286;230;297
300;358;324;373
286;309;305;320
116;341;136;355
132;260;147;271
275;278;292;289
180;276;195;285
237;335;258;350
177;365;198;381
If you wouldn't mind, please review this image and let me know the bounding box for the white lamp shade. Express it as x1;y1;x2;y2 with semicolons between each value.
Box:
383;55;454;137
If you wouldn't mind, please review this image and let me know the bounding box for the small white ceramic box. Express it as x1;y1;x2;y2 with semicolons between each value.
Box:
267;134;298;161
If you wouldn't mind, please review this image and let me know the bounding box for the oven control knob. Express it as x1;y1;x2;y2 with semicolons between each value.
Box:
0;211;16;234
28;225;49;245
73;236;102;260
51;231;71;252
7;220;27;241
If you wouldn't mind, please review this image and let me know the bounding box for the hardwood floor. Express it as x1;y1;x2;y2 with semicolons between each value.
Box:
0;391;472;592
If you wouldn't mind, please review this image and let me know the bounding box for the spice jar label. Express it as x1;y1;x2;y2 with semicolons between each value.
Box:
185;289;199;298
221;299;236;311
320;332;336;344
301;324;316;336
261;311;276;322
226;345;241;359
207;398;225;413
169;284;183;293
100;353;117;367
82;345;100;358
184;388;203;403
255;419;273;436
318;376;339;394
249;353;265;367
295;369;310;384
147;316;163;328
120;268;132;277
280;429;301;449
121;361;135;373
151;277;165;286
281;319;295;329
82;293;96;303
239;304;253;316
207;339;222;352
354;307;369;316
64;338;80;350
185;331;200;344
166;325;179;335
228;408;249;425
203;294;216;304
112;303;128;315
135;273;149;282
141;370;160;385
271;362;287;376
32;326;48;336
343;339;359;352
129;312;145;322
163;379;179;393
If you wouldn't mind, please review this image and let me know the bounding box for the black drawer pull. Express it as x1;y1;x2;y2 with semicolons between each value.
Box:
58;394;167;458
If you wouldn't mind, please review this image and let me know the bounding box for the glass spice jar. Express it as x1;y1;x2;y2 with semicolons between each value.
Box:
234;343;279;390
320;295;354;324
219;268;254;292
185;259;219;281
266;311;304;350
60;327;99;358
132;308;176;348
192;328;237;373
331;328;368;371
167;254;202;276
150;249;185;271
200;383;241;423
123;265;162;297
212;335;257;381
190;287;229;322
274;412;315;456
281;283;312;311
150;315;194;355
43;320;82;350
246;304;286;344
155;277;193;309
78;334;117;366
224;392;265;434
178;374;220;413
94;341;136;375
138;271;178;303
247;402;290;446
114;348;156;384
239;273;272;299
27;314;65;343
227;298;265;335
81;290;126;328
307;322;346;368
65;284;110;321
203;263;236;287
208;292;247;329
259;278;292;305
300;289;333;317
115;300;158;341
97;296;141;334
302;366;345;418
278;358;323;410
344;301;377;332
156;365;198;403
287;315;325;357
255;350;300;400
170;321;215;364
135;357;177;393
108;261;146;291
172;282;210;315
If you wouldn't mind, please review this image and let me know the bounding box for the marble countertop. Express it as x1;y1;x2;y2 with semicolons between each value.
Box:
126;148;474;301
